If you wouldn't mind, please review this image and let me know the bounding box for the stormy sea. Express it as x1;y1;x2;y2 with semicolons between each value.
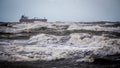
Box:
0;22;120;68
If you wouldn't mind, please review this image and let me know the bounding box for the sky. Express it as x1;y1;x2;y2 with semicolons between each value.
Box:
0;0;120;22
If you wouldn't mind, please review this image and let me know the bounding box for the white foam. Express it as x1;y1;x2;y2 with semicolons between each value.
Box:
1;33;120;62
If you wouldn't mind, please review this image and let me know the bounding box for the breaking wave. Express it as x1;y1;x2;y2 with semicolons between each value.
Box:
0;22;120;63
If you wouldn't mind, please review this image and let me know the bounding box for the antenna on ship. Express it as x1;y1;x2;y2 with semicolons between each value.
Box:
44;17;46;19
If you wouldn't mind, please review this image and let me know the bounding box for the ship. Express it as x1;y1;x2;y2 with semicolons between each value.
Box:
19;15;47;23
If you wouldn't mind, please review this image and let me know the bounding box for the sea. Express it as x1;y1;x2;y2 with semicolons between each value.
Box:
0;22;120;68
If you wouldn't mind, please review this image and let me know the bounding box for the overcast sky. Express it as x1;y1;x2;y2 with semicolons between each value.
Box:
0;0;120;22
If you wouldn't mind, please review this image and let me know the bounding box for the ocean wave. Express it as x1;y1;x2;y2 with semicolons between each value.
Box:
0;22;120;62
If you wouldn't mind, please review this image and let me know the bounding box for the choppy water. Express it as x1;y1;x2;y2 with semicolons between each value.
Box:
0;22;120;68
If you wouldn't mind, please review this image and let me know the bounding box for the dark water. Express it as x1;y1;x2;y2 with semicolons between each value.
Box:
0;58;120;68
